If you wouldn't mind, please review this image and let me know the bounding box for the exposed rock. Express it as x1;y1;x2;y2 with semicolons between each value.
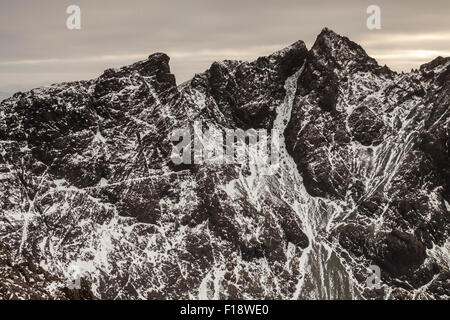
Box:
0;28;448;300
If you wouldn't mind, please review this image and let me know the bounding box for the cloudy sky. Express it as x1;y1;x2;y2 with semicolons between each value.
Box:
1;0;449;100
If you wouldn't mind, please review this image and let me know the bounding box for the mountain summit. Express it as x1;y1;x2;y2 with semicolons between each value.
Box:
0;28;449;300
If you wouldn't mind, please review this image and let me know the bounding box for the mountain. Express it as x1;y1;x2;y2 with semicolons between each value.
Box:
0;28;449;300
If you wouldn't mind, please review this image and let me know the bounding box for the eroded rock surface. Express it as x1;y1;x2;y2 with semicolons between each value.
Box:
0;28;449;300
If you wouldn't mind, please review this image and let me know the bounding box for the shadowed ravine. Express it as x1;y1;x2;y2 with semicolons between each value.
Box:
266;63;360;299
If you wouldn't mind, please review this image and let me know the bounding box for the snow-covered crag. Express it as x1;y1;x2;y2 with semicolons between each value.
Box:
0;28;449;299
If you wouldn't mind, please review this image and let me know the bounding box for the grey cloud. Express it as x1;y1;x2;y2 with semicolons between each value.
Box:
0;0;449;99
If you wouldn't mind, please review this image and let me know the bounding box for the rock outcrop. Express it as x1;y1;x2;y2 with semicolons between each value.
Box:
0;28;449;300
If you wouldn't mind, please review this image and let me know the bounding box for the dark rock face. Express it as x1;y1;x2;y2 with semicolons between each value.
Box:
0;243;95;300
0;28;449;300
374;230;426;277
186;41;308;129
348;106;385;146
285;29;450;299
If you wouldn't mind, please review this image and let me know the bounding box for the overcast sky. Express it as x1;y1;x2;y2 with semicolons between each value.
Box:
1;0;449;100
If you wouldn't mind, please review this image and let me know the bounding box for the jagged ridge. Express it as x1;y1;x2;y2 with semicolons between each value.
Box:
0;28;449;300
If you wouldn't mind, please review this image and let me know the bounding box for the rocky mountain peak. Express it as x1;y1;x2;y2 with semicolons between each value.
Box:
0;28;449;300
98;52;173;82
420;56;450;71
311;27;387;75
